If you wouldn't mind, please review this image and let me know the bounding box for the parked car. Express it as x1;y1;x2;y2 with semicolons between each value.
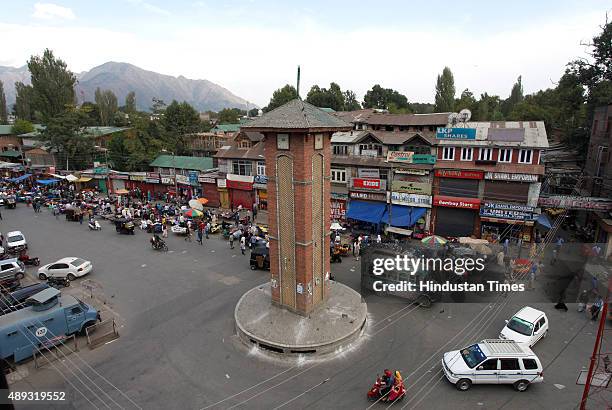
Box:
499;306;548;347
441;339;544;392
38;257;93;281
0;258;26;281
6;231;27;253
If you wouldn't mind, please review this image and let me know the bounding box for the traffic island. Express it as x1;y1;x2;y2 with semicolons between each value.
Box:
235;282;367;356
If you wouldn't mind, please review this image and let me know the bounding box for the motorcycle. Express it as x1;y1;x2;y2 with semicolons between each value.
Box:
88;219;102;231
367;372;406;403
150;237;168;251
47;276;70;288
18;253;40;266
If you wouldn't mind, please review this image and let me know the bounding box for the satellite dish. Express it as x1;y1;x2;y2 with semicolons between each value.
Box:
459;109;472;122
448;113;460;126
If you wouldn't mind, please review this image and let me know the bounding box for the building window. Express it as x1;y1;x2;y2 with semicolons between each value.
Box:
379;169;388;180
461;147;473;161
478;147;493;161
359;143;383;156
498;148;512;163
331;168;346;183
332;145;348;155
442;147;455;160
238;139;251;149
518;149;533;164
256;161;266;176
232;160;252;176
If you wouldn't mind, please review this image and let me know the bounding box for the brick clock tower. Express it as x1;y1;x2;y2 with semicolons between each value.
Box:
242;100;352;315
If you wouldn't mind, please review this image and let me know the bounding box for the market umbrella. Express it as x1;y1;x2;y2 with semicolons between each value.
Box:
65;174;78;182
421;235;447;246
330;222;345;231
183;208;203;218
115;189;129;195
189;199;204;211
196;197;209;205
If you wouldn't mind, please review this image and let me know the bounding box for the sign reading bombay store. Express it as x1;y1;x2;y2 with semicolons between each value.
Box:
330;199;346;221
386;151;414;163
390;192;432;208
434;169;484;180
436;127;477;140
433;195;481;210
391;180;432;195
351;178;386;191
480;201;534;220
484;172;539;182
538;196;612;211
349;191;387;201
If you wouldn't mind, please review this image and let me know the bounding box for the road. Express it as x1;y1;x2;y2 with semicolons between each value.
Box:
2;205;605;410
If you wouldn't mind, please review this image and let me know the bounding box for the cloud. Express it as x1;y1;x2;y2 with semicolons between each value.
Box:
126;0;171;16
32;3;76;20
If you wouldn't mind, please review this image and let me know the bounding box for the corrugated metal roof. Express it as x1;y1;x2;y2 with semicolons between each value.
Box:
214;141;265;160
331;131;367;143
0;150;22;158
213;124;241;133
150;155;214;171
366;112;451;126
436;121;549;148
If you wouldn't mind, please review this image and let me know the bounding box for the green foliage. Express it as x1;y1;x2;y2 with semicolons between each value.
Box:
162;100;201;154
13;82;34;121
248;108;259;117
107;113;163;171
502;76;524;117
363;85;409;110
434;67;455;112
265;85;298;112
306;83;344;111
343;90;361;111
218;108;242;124
0;81;7;124
454;89;477;114
125;91;136;114
79;101;100;126
95;88;118;126
27;49;76;120
11;119;35;135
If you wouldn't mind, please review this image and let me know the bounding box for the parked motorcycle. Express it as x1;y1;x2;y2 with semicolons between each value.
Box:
367;372;406;403
88;219;102;231
18;253;40;266
150;237;168;251
47;276;70;288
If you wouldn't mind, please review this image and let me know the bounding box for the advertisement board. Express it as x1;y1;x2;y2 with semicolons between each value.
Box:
436;127;477;140
433;195;481;210
351;178;386;191
176;174;189;185
538;196;612;211
391;180;431;195
480;201;534;220
412;154;436;164
386;151;414;163
349;191;387;201
330;200;346;221
357;168;380;178
161;176;174;185
390;192;432;208
434;169;484;180
484;172;538;182
188;171;199;185
217;179;227;188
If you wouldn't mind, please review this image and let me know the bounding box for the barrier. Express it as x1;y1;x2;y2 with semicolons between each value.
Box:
33;334;78;369
85;319;119;349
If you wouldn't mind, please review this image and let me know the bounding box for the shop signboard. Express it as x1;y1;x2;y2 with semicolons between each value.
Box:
538;196;612;211
480;201;534;220
395;169;429;176
226;179;253;190
391;180;432;195
330;199;346;221
351;178;385;191
217;179;227;188
199;176;216;184
111;173;129;180
160;176;175;185
390;192;432;208
357;168;380;178
349;191;387;201
433;195;481;210
434;169;483;180
436;127;477;140
484;172;538;182
130;173;146;181
254;175;268;184
412;154;436;164
146;172;160;183
331;192;348;200
386;151;414;163
176;174;190;185
188;171;199;185
361;149;379;157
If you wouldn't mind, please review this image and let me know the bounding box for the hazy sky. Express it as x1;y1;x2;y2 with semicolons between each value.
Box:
0;1;609;107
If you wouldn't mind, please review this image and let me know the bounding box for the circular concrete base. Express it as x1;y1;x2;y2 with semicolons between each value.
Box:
235;282;367;356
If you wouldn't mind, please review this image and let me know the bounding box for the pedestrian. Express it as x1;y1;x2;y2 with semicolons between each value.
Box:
0;207;3;220
497;251;504;267
79;212;84;225
229;233;235;249
503;238;509;255
354;240;360;261
550;248;558;266
577;290;589;313
527;263;537;290
240;235;246;255
376;234;381;244
162;224;168;238
196;225;203;244
205;222;210;239
252;205;257;222
555;236;564;253
185;223;192;242
591;295;603;321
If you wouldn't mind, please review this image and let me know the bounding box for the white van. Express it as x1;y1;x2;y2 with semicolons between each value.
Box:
442;339;543;392
500;306;548;347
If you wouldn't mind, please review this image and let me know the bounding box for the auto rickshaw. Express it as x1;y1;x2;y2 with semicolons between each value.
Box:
336;243;351;257
115;219;135;235
250;246;270;270
209;223;221;234
65;208;81;222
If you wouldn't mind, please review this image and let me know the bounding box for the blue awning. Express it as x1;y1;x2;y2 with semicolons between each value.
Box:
8;173;32;183
36;179;60;185
536;214;552;229
345;200;387;224
381;205;427;227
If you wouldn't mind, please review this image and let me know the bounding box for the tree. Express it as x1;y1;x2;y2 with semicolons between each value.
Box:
150;97;166;116
14;82;34;121
248;108;260;117
125;91;136;114
80;101;100;126
434;67;456;112
502;76;524;117
39;108;95;170
363;85;409;110
95;88;118;126
218;108;242;124
11;119;35;135
265;85;298;112
343;90;361;111
455;89;477;113
475;93;503;121
162;100;201;154
305;82;346;111
27;49;76;120
0;81;7;124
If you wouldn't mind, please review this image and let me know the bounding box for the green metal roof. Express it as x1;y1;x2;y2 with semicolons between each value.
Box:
19;126;129;139
0;150;22;158
213;123;241;133
150;155;214;171
0;124;44;136
320;107;336;112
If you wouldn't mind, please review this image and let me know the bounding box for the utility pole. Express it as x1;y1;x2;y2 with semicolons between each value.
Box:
296;65;301;99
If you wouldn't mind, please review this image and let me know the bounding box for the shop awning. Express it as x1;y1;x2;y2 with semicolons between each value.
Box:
345;200;386;224
8;173;32;183
50;173;66;180
381;205;426;227
385;226;413;236
36;179;60;185
77;177;92;182
536;214;553;230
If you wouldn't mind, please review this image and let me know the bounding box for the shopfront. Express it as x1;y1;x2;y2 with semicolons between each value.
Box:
330;192;348;222
432;195;481;237
389;192;432;235
479;201;535;242
346;190;387;231
217;178;230;209
226;174;254;210
199;174;220;207
254;175;268;210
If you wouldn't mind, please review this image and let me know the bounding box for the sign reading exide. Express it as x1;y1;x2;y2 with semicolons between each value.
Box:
436;127;477;140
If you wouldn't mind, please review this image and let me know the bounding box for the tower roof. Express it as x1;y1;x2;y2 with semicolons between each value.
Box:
242;99;352;132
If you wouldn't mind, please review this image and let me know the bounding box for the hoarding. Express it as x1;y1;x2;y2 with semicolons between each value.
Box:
351;178;386;191
391;180;432;195
433;195;481;210
435;169;484;179
390;192;432;208
436;127;477;140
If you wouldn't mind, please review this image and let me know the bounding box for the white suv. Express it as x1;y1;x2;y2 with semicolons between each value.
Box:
6;231;27;253
442;339;543;392
500;306;548;347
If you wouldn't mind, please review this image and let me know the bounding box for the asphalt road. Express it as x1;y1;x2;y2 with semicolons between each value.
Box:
2;205;607;410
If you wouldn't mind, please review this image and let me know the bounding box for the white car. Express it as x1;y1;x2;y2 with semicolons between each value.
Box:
6;231;27;253
38;257;93;281
500;307;548;347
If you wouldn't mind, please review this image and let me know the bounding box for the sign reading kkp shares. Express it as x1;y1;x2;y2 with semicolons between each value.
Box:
436;127;477;140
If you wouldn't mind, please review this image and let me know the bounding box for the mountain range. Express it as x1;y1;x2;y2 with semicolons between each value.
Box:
0;61;253;112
